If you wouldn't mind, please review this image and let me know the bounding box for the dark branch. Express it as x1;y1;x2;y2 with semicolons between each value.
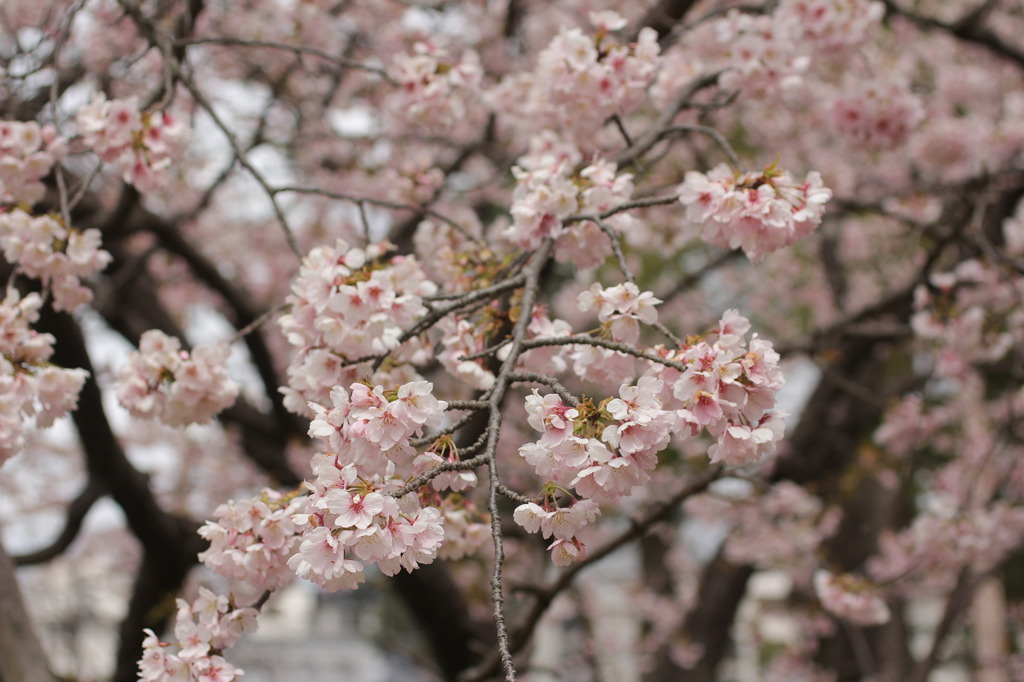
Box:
12;477;106;566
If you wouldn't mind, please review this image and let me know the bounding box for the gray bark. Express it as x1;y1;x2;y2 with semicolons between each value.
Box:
0;538;57;682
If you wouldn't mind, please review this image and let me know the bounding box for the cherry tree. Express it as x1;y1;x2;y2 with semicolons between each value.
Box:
1;0;1023;681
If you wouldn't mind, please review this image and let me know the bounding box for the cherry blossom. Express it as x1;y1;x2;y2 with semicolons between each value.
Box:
388;43;485;133
0;209;112;311
0;121;64;206
137;589;255;682
677;164;832;262
197;490;303;592
76;94;187;193
279;240;436;413
0;1;1021;681
490;17;660;141
0;289;88;464
513;499;600;541
505;140;635;269
813;570;891;626
828;77;924;151
578;282;661;344
115;330;239;427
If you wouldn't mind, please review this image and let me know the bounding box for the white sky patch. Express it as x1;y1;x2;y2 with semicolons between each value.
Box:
327;103;379;138
185;303;271;411
401;5;477;42
775;355;819;425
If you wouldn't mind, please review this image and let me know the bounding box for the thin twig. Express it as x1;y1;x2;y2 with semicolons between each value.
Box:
274;184;470;238
659;124;742;168
506;371;580;408
520;335;689;372
116;0;304;258
480;239;555;681
387;453;489;499
615;70;724;168
176;36;394;81
463;464;725;682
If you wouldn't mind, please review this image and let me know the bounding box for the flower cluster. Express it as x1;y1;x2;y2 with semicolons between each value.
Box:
279;239;436;415
284;380;450;589
198;490;304;592
712;0;884;97
437;315;496;391
516;307;785;488
718;482;839;575
873;394;937;459
138;588;256;682
515;379;674;565
650;309;787;466
578;282;660;344
813;570;891;626
910;259;1023;378
288;457;445;591
0;120;64;206
829;78;924;151
75;94;187;192
519;376;675;509
579;378;678;501
389;43;485;133
382;154;446;206
507;137;634;268
0;209;112;311
491;12;660;140
513;499;600;566
677;163;832;262
115;330;239;427
777;0;885;54
868;503;1024;594
308;380;448;480
434;497;490;561
514;306;574;377
712;11;810;97
0;289;88;464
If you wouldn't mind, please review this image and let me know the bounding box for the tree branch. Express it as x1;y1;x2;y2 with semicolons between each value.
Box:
12;477;106;566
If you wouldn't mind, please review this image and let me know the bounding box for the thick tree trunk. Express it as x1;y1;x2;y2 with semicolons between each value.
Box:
0;539;57;682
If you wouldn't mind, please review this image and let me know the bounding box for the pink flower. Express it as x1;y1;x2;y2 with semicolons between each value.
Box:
829;77;923;151
549;537;588;566
0;289;88;463
814;570;891;626
352;525;394;562
708;417;785;467
392;380;447;428
115;330;238;427
288;525;343;582
76;94;187;192
194;655;243;682
677;164;832;262
572;456;643;502
318;490;386;529
606;376;664;423
578;283;661;344
513;502;548;534
544;500;600;540
525;391;579;448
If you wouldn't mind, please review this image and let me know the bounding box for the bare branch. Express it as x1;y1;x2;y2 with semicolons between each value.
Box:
176;36;394;81
12;477;106;566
